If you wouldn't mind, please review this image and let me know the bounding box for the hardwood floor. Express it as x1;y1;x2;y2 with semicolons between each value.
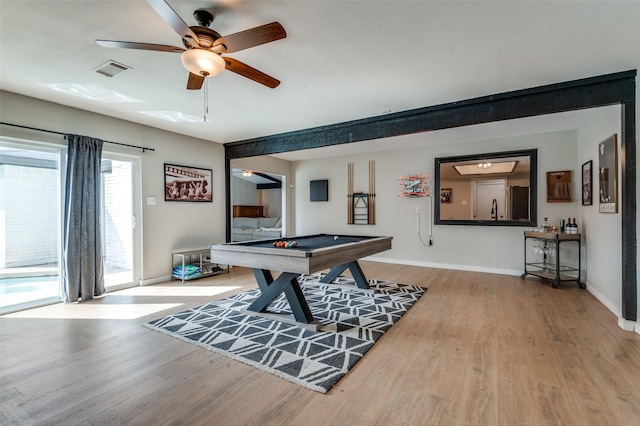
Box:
1;263;639;425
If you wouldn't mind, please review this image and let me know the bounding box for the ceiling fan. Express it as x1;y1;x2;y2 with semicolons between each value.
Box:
96;0;286;90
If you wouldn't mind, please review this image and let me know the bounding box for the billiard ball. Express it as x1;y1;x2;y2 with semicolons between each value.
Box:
334;236;339;240
272;241;278;247
292;241;297;247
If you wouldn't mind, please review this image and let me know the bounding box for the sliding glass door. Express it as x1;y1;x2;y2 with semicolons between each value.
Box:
0;141;62;313
0;140;142;313
101;154;141;291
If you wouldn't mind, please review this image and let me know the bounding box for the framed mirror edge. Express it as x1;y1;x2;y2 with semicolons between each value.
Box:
434;148;538;227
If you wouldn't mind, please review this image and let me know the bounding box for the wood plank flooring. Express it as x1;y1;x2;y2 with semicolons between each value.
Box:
1;263;639;425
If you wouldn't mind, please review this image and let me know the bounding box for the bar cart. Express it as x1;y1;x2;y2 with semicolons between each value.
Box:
521;231;586;289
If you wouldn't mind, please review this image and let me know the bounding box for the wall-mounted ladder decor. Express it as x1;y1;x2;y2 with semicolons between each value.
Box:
347;160;375;224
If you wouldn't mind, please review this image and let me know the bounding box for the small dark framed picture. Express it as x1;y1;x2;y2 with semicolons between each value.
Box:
440;188;452;203
164;163;213;202
310;179;329;202
582;160;592;206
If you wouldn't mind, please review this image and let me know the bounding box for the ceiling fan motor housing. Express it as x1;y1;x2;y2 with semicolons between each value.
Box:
185;26;222;50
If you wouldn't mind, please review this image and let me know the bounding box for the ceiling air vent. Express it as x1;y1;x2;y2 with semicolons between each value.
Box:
93;60;131;78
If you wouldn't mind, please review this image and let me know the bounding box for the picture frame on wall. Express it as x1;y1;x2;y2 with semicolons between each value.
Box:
309;179;329;202
598;134;618;213
164;163;213;202
582;160;592;206
440;188;452;203
546;170;572;202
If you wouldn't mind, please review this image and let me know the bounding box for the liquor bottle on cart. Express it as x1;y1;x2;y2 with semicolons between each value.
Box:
541;217;550;233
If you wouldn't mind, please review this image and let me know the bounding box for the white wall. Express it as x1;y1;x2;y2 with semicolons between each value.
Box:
294;130;581;275
232;176;258;205
0;91;227;283
0;164;58;267
578;106;624;316
261;188;282;218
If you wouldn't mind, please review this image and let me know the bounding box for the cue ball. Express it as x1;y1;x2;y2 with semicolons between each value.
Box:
334;236;339;240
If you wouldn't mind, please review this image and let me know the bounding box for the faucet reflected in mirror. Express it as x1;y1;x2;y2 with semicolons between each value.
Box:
491;198;498;220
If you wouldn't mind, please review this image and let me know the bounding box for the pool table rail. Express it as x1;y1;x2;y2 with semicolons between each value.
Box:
209;235;392;275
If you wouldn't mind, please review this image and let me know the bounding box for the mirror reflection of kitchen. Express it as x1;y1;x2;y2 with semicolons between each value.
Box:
439;154;531;221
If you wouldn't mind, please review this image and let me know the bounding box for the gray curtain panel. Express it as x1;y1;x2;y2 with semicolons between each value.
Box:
62;134;105;302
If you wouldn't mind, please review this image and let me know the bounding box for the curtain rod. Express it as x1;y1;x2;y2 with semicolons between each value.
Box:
0;122;155;153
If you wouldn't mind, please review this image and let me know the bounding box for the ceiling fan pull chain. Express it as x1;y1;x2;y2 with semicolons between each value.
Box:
203;77;208;122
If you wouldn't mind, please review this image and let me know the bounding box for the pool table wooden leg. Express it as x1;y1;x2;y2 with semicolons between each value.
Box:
249;269;315;324
320;260;370;289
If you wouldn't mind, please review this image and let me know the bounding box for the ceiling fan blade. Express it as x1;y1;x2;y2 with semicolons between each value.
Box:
96;39;185;53
213;22;286;53
224;57;280;88
187;73;205;90
146;0;200;47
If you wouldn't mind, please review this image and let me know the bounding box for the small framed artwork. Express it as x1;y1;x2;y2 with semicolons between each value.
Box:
310;179;329;202
546;170;572;202
440;188;452;203
164;163;212;202
582;160;592;206
598;134;618;213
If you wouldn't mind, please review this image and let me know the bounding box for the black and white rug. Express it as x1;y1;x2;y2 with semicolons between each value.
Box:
145;273;426;393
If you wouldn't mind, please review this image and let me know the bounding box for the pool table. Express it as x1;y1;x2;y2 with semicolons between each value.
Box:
209;234;392;328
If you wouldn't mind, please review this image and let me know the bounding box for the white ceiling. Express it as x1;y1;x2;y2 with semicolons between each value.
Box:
1;1;638;161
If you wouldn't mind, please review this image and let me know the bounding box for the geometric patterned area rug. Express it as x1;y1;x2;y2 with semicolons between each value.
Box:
145;273;426;393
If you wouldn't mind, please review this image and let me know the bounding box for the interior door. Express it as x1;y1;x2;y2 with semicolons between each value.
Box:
473;179;506;220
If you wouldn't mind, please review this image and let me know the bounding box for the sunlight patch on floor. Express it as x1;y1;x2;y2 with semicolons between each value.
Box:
2;302;184;320
114;285;242;297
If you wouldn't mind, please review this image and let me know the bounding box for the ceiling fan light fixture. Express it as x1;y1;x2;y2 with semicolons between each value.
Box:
181;49;225;77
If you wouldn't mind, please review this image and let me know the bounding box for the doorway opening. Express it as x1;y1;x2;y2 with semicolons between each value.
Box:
473;179;506;221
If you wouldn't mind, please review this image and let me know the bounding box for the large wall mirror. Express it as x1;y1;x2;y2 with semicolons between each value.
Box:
434;148;537;226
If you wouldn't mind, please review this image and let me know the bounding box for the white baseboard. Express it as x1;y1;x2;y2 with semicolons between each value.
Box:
364;256;522;276
636;322;640;336
140;275;172;286
585;284;623;318
618;317;636;332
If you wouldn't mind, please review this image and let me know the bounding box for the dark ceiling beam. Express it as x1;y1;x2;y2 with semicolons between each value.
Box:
225;70;636;159
252;171;281;185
